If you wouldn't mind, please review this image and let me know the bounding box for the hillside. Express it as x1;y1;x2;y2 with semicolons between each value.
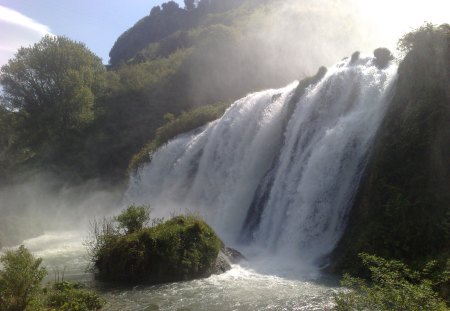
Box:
0;0;375;183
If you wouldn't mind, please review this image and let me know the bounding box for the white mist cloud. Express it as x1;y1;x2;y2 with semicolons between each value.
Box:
0;5;52;67
353;0;450;53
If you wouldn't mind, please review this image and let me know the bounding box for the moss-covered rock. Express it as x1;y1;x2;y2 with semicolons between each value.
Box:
331;24;450;276
94;215;222;283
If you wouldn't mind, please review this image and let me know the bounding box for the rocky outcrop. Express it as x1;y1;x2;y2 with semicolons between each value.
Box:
373;47;394;68
212;247;246;274
350;51;360;64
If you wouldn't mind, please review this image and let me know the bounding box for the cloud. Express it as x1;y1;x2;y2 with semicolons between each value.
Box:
0;5;52;66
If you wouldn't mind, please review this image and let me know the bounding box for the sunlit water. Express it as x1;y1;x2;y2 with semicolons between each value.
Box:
7;231;339;310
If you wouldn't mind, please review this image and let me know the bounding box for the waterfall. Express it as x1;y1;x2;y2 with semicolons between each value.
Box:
127;55;397;266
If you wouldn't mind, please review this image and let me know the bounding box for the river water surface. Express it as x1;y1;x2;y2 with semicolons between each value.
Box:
17;230;339;311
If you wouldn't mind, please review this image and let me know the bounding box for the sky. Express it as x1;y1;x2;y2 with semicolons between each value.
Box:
0;0;183;66
0;0;448;67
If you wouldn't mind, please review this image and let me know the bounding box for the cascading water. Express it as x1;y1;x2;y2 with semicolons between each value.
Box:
127;55;397;272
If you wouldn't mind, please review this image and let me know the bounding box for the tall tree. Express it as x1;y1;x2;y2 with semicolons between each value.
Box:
184;0;196;11
0;35;106;174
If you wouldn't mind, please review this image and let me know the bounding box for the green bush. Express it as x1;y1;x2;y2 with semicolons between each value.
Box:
0;245;104;311
90;209;222;283
45;281;104;311
115;205;151;234
0;245;47;311
334;253;449;311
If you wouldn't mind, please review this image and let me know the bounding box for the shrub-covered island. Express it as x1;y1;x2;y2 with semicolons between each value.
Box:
88;205;230;283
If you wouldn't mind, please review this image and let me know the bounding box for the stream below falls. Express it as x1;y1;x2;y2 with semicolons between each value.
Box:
15;230;340;311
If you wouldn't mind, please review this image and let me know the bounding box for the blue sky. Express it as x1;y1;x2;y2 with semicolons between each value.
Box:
0;0;448;67
0;0;183;65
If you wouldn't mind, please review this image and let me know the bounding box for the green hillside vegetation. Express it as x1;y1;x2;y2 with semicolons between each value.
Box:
334;253;449;311
332;23;450;298
88;206;222;283
0;0;367;184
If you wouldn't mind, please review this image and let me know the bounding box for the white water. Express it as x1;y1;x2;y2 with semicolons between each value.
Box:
127;55;398;270
10;231;338;310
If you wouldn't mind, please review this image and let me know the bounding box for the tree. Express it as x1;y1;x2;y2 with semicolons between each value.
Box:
397;23;449;54
115;205;151;234
0;35;106;171
162;1;180;12
334;253;449;311
0;245;47;311
185;0;196;11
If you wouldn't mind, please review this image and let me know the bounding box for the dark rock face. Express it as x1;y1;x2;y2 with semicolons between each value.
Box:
213;252;232;274
222;247;247;264
350;51;360;64
212;247;246;274
373;47;394;68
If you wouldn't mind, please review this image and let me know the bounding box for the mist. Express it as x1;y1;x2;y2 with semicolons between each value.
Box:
186;0;375;106
0;173;123;247
186;0;448;107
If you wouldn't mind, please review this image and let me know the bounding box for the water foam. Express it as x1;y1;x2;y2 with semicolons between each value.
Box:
127;56;398;270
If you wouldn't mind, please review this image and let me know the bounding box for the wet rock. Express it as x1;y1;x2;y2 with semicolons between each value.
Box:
212;247;246;274
222;247;246;264
213;251;232;274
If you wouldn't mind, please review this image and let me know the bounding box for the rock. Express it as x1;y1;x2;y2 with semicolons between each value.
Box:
212;251;232;274
212;247;246;274
350;51;360;64
373;47;394;68
222;247;246;264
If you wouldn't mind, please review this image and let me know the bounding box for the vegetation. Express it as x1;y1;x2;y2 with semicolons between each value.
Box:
108;0;248;66
0;245;104;311
0;245;46;310
129;102;230;172
0;0;370;184
334;253;449;311
331;23;450;296
115;205;151;234
45;281;104;311
0;35;106;180
87;206;222;283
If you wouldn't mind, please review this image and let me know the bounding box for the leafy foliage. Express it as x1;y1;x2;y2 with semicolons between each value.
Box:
115;205;150;234
0;0;375;184
45;281;104;311
0;245;46;311
334;254;449;311
398;23;450;54
88;207;222;283
0;35;106;179
0;246;104;311
108;0;247;66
